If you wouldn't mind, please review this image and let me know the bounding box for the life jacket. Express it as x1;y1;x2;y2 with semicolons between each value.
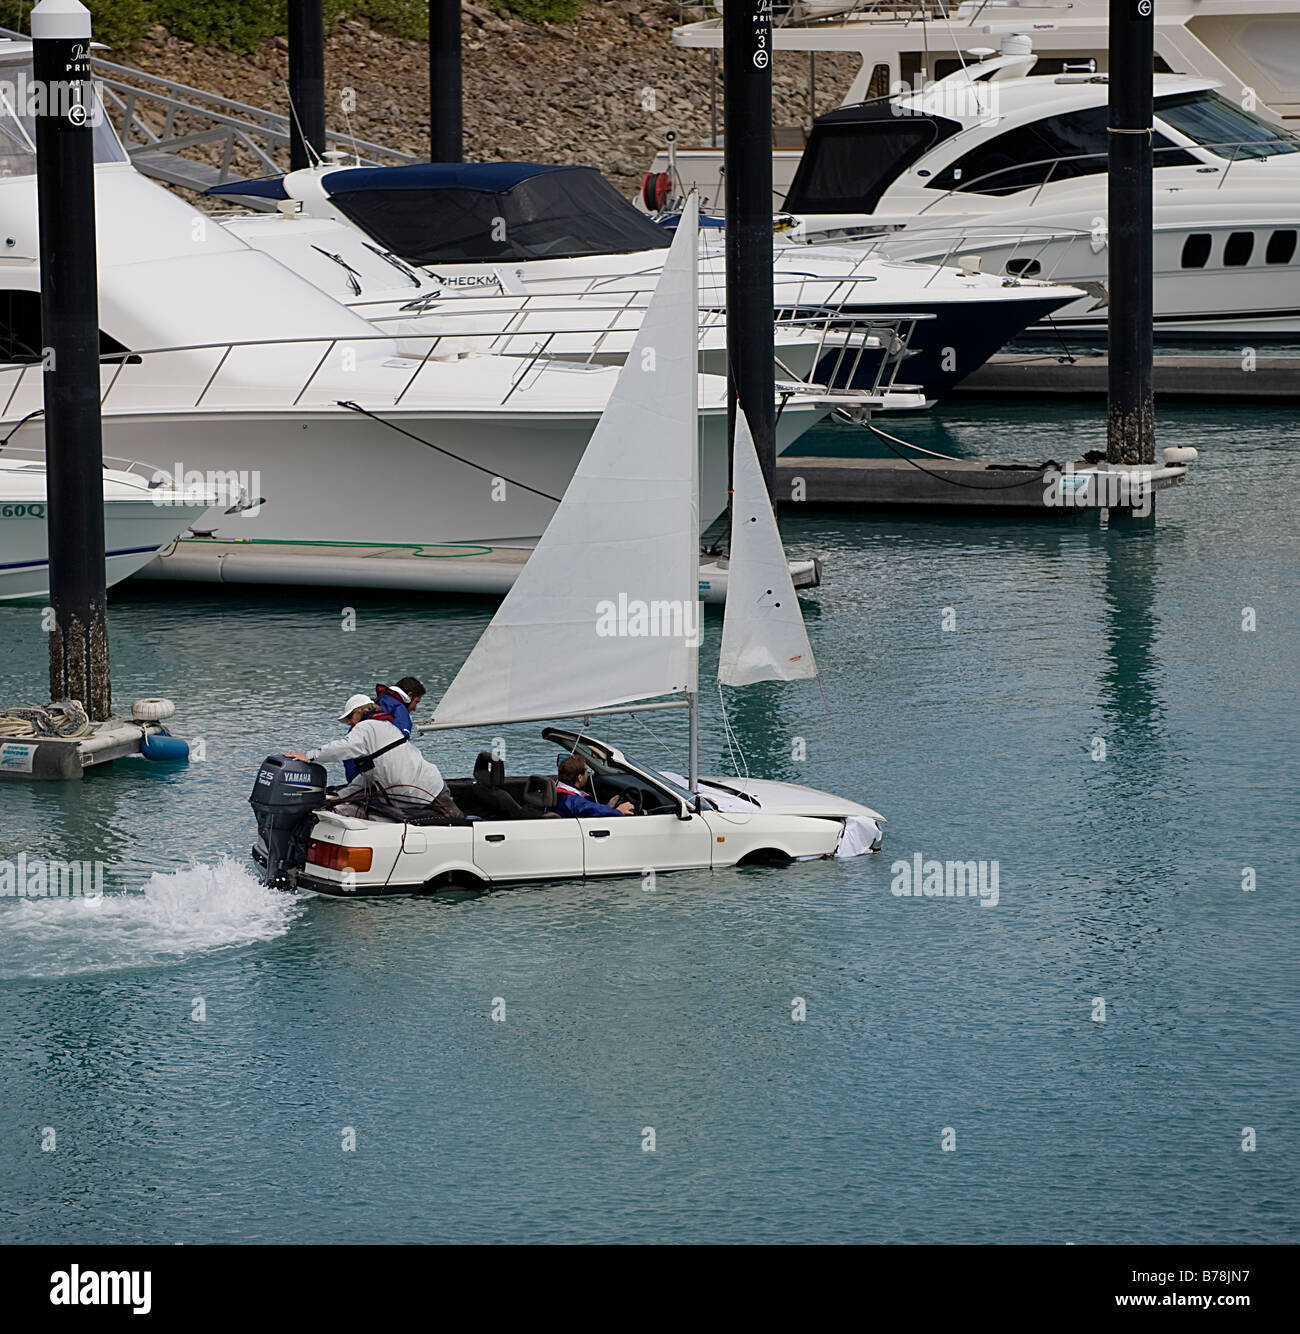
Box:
343;709;396;782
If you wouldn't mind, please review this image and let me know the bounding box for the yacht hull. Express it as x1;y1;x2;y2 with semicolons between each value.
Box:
0;399;828;557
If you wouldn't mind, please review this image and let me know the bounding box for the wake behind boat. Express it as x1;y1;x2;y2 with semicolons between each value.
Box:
249;198;883;897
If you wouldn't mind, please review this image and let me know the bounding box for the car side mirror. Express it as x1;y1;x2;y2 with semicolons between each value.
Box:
677;800;695;821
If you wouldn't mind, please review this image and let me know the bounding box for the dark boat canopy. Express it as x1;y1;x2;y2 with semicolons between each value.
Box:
784;101;963;215
216;162;671;264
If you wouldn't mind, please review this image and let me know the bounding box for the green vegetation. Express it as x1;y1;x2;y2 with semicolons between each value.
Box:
0;1;588;54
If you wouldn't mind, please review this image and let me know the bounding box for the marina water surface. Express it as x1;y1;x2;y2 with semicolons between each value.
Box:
1;401;1296;1244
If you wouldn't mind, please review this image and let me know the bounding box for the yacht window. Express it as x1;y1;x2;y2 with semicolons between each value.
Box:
1266;230;1298;265
0;61;127;176
0;290;132;364
1005;257;1042;277
1181;234;1212;268
1154;90;1300;160
1224;232;1255;267
927;106;1195;194
785;114;959;213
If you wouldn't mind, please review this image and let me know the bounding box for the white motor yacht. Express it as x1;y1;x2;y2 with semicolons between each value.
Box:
653;0;1300;205
211;159;1081;402
0;449;219;601
778;51;1300;338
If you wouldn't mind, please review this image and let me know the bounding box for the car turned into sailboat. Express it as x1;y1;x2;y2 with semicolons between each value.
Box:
249;200;884;896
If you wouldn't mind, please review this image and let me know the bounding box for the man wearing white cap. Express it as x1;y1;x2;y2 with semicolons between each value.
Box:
286;694;462;822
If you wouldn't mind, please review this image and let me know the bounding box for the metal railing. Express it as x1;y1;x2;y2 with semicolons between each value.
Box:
675;2;1074;31
0;313;926;418
0;26;417;199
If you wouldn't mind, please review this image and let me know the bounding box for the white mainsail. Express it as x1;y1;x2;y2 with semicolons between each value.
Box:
430;197;702;729
717;408;818;687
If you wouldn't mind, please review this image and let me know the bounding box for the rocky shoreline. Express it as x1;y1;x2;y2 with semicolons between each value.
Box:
120;2;858;196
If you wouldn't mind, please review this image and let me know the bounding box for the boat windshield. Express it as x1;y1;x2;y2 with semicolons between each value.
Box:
0;61;127;179
1155;90;1300;161
325;163;671;264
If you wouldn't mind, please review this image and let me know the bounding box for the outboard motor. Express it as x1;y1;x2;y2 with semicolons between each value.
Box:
249;754;328;886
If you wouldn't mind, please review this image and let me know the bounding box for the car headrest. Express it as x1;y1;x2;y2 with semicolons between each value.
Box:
524;774;556;810
474;750;493;783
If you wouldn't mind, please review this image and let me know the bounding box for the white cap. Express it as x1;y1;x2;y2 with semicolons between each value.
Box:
338;693;374;722
31;0;92;41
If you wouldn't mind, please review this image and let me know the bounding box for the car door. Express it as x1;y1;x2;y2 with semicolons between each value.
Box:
472;818;584;882
578;811;714;878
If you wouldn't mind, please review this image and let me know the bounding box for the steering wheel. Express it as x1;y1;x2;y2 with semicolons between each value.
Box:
614;788;644;815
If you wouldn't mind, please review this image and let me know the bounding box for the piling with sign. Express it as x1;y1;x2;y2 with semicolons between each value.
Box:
723;0;777;499
1106;0;1156;468
32;0;110;721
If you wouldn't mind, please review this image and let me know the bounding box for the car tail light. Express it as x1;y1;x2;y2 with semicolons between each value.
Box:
306;841;373;873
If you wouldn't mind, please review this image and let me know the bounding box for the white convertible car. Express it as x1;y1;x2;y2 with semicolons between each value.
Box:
252;729;882;897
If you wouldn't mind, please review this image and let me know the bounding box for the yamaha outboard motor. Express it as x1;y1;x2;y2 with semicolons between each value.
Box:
249;754;328;886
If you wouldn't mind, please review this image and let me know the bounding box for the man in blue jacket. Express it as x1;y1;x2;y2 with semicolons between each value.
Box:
553;755;635;818
344;676;426;783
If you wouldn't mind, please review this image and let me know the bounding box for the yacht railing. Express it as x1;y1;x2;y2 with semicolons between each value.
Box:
0;440;170;481
853;221;1097;288
675;3;1043;31
0;314;927;416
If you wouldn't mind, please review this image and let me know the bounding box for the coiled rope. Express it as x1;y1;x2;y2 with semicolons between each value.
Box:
0;699;93;739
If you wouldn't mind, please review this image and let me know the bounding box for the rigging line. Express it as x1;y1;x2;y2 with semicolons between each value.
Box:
716;683;750;780
852;416;963;462
280;78;324;169
337;401;563;503
865;421;1064;492
0;407;44;447
629;707;681;762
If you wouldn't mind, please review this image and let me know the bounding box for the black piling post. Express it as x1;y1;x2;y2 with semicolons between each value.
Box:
723;0;777;498
429;0;463;162
1107;0;1155;466
32;0;111;720
288;0;326;171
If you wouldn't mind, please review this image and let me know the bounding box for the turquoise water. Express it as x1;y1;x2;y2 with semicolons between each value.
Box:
1;401;1296;1243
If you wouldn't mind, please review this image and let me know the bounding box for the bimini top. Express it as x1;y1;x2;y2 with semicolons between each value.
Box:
211;162;670;263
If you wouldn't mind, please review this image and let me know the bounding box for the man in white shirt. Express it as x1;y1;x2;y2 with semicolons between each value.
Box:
286;694;462;822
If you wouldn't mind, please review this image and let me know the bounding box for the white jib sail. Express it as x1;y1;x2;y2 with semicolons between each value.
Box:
431;197;702;729
717;407;818;688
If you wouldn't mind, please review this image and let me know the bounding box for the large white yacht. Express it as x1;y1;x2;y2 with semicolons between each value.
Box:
211;159;1081;402
778;52;1300;337
655;1;1300;205
0;40;839;587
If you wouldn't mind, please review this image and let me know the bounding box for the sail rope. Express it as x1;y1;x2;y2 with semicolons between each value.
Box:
716;683;750;780
865;421;1067;492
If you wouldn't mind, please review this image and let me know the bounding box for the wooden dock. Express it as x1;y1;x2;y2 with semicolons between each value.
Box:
953;353;1300;402
141;539;821;601
776;456;1189;514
